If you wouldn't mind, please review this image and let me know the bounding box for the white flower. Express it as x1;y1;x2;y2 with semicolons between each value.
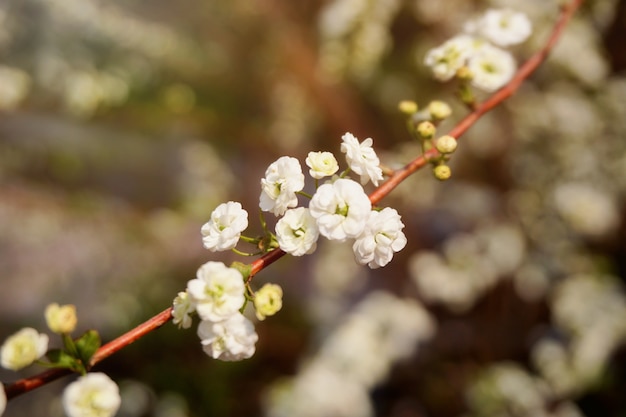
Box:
62;372;121;417
201;201;248;252
254;283;284;321
0;327;48;371
306;151;339;179
340;132;384;186
275;207;320;256
172;291;195;329
467;44;516;92
0;383;6;417
467;9;532;47
309;178;372;241
186;261;245;322
197;313;258;361
260;156;305;216
424;35;475;81
352;208;407;269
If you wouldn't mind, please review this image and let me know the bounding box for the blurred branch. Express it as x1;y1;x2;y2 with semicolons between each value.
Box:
3;0;584;401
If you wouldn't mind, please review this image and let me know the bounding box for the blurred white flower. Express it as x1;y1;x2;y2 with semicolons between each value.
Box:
275;207;319;256
197;313;258;361
0;65;30;110
467;43;516;92
201;201;248;251
309;178;372;241
260;156;305;216
424;35;475;81
305;151;339;179
340;132;384;186
465;9;532;47
0;327;48;371
63;373;121;417
553;182;619;238
186;261;245;322
352;207;407;268
172;291;195;329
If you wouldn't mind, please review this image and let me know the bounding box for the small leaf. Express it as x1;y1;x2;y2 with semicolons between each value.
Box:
74;330;101;368
45;349;83;372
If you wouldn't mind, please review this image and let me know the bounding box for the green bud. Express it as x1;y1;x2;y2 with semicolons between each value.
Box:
428;100;452;121
398;100;418;115
435;135;458;154
433;164;451;181
417;121;436;139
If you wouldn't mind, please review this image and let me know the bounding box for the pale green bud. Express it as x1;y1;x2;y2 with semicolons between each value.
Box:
435;135;458;154
254;283;283;321
433;164;451;181
428;100;452;120
398;100;418;115
45;303;77;334
417;121;436;139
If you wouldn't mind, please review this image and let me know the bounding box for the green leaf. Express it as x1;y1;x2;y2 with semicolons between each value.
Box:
45;349;83;372
74;330;101;369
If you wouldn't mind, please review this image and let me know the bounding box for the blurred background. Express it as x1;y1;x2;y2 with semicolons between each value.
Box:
1;0;625;416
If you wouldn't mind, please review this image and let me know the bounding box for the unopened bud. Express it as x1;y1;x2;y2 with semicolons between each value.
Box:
254;283;283;321
428;100;452;120
433;164;452;181
417;121;436;139
45;303;77;334
435;135;458;154
398;100;418;115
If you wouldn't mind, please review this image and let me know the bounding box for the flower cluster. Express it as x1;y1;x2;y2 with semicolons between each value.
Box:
424;8;532;92
0;304;122;417
173;261;259;361
173;132;407;362
200;131;406;269
269;132;405;268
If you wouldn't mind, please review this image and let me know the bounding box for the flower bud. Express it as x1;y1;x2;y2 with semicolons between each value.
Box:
45;303;78;334
435;135;458;154
428;100;452;120
456;66;473;81
417;121;436;139
254;283;283;321
398;100;418;115
433;164;452;181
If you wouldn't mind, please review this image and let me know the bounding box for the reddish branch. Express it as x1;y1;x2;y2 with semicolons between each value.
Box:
4;0;583;401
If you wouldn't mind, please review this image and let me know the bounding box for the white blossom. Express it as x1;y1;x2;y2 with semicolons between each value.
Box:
275;207;320;256
197;313;258;361
309;178;372;242
0;327;48;371
172;291;195;329
62;372;121;417
340;133;383;186
352;208;407;269
201;201;248;251
424;35;475;81
466;9;532;47
260;156;305;216
186;261;245;322
306;151;339;179
467;43;516;92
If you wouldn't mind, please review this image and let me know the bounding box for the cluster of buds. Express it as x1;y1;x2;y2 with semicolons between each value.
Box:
173;132;408;361
400;100;458;181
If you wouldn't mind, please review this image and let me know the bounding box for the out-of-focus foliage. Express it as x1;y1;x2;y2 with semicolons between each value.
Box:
1;0;625;416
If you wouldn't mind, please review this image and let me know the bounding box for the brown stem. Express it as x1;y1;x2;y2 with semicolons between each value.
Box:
3;0;583;401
